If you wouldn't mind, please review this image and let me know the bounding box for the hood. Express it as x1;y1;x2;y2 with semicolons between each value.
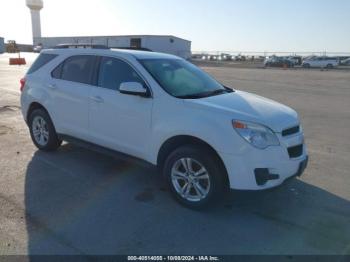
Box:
184;90;299;132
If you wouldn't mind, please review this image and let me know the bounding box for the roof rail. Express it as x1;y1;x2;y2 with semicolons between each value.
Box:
115;47;153;52
53;43;110;49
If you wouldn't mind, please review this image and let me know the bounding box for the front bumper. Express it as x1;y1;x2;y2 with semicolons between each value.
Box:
219;139;308;190
254;156;308;186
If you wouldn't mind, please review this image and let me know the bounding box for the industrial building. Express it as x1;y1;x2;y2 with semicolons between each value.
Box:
34;35;192;59
25;0;191;59
0;37;4;54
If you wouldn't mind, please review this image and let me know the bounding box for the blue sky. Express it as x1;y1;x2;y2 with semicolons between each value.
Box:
1;0;349;52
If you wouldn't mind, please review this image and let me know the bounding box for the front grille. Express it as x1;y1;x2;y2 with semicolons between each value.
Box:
288;144;303;158
282;125;300;137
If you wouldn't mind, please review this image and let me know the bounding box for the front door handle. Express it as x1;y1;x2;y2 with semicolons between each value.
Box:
91;96;104;103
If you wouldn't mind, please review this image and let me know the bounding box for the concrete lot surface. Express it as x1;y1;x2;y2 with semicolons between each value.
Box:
0;53;349;255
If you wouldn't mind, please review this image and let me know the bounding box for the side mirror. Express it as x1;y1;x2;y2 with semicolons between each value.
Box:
119;82;149;97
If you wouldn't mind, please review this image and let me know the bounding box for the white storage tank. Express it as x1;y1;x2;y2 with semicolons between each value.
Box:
26;0;43;41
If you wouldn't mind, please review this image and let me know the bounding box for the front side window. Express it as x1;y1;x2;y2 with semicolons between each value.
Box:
60;55;96;85
139;58;229;98
98;57;145;91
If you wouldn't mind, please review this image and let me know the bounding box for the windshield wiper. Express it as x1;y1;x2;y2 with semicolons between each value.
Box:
177;89;231;99
204;89;230;96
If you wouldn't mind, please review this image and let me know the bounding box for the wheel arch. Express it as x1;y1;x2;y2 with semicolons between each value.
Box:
157;135;229;187
26;102;49;123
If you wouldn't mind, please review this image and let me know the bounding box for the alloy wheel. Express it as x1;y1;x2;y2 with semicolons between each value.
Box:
171;158;211;202
32;116;49;146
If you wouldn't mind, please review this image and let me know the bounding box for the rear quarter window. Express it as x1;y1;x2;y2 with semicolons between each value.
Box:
27;53;58;74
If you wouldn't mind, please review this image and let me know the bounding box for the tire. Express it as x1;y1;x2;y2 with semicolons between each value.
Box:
29;108;62;151
163;145;226;209
326;64;333;69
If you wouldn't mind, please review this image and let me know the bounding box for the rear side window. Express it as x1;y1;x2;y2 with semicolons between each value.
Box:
56;55;96;85
27;54;58;74
98;57;145;91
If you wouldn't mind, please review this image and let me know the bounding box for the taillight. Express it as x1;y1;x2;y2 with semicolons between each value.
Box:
20;77;26;92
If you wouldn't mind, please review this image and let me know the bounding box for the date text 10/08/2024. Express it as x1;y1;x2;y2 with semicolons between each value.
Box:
127;256;220;261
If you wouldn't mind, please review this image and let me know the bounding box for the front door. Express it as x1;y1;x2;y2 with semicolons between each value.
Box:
89;56;153;159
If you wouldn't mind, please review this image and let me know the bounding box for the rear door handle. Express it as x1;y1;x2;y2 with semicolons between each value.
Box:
48;83;57;90
91;96;104;103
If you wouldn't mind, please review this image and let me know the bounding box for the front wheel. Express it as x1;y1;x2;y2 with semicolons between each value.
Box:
163;146;226;209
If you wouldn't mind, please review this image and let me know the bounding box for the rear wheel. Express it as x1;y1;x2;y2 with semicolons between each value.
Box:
29;109;62;151
163;146;226;209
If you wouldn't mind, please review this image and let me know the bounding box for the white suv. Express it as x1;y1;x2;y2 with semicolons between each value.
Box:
302;56;339;68
20;47;308;208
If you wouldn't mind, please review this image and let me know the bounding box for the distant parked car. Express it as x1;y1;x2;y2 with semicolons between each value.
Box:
255;56;265;62
264;57;294;68
302;57;339;68
340;58;350;66
219;53;232;61
234;55;246;61
33;44;43;53
208;55;215;61
201;55;210;60
286;56;302;66
200;55;218;61
191;54;205;60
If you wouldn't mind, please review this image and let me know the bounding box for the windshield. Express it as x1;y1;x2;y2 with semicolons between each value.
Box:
139;58;230;98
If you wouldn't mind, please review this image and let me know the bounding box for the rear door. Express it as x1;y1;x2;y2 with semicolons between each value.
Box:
50;55;98;140
89;56;153;159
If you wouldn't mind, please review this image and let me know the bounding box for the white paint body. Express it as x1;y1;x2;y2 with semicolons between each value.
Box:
20;49;308;190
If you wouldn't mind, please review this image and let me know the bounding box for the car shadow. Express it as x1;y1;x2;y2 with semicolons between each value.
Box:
25;143;350;256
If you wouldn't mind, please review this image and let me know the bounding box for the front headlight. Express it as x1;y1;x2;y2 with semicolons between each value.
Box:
232;120;280;149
